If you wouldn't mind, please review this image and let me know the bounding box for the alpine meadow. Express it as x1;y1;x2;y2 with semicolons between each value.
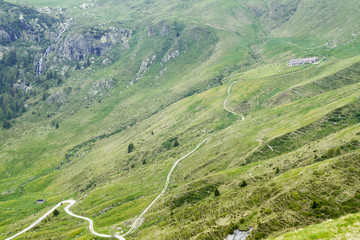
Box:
0;0;360;239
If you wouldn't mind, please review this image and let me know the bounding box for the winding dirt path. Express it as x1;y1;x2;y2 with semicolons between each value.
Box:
224;80;245;120
6;80;244;239
122;136;212;236
6;200;124;240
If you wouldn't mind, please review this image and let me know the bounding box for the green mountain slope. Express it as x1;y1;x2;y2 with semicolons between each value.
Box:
0;0;360;239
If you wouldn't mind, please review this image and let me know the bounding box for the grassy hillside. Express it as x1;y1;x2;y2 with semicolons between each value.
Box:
272;212;360;240
1;0;360;239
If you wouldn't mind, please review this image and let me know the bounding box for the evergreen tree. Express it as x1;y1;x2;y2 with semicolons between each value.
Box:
173;139;179;147
214;188;220;197
75;62;81;70
0;36;5;46
2;120;11;129
312;201;320;209
128;143;135;153
275;167;280;174
239;180;247;188
53;209;60;217
56;123;59;129
5;50;17;66
85;58;91;67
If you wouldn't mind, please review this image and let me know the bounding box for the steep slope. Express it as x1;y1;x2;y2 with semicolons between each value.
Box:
0;0;360;240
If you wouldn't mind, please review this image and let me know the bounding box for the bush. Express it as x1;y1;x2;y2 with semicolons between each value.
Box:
326;148;335;158
214;188;220;197
224;222;238;235
239;180;248;188
162;137;180;150
128;143;135;153
312;200;320;209
53;209;59;217
2;120;11;129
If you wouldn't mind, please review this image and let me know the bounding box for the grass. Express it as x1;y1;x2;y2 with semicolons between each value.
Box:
1;0;360;239
272;212;360;240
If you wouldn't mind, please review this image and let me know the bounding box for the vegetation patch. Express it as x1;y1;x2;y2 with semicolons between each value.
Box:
168;184;217;210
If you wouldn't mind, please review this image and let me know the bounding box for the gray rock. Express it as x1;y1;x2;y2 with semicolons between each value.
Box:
55;28;131;61
131;55;156;85
88;78;116;96
162;50;179;63
47;89;67;104
0;29;11;42
224;228;253;240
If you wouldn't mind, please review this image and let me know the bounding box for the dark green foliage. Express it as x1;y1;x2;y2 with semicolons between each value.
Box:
162;137;180;150
326;148;335;158
5;50;17;66
53;209;59;217
2;120;11;129
84;58;91;68
239;180;248;188
312;200;320;209
55;123;59;129
340;139;360;151
169;185;217;209
173;139;179;147
275;167;280;174
75;62;81;70
335;148;341;156
0;49;35;123
128;143;135;153
214;188;220;197
142;159;146;165
224;222;238;235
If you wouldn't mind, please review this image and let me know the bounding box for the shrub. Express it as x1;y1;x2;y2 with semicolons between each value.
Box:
326;148;335;158
128;143;135;153
214;188;220;197
162;137;180;150
239;180;248;188
53;209;59;217
2;120;11;129
312;200;320;209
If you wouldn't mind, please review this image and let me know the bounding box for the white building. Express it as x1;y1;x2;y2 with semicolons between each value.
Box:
287;57;319;67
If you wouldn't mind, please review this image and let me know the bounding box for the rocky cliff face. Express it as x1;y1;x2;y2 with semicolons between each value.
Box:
55;27;131;61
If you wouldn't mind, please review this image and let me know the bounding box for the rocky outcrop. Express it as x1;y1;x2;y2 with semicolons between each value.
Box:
35;56;45;76
13;82;31;93
224;228;252;240
55;27;131;61
147;25;156;37
162;50;179;63
88;78;116;96
147;21;182;37
131;55;156;85
47;89;67;104
0;29;11;43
